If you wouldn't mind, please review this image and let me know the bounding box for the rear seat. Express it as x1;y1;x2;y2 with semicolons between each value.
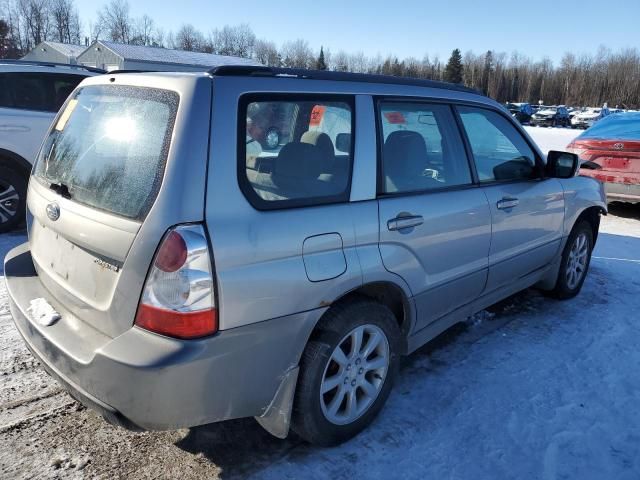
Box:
249;142;342;201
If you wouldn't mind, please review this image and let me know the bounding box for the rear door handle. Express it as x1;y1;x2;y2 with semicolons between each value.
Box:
497;197;519;210
387;215;424;231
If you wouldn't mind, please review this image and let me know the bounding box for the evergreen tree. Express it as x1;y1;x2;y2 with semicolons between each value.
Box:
0;20;19;59
444;49;463;84
316;46;327;70
481;50;494;95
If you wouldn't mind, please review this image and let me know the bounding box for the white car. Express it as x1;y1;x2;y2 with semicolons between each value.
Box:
571;107;610;129
0;60;102;232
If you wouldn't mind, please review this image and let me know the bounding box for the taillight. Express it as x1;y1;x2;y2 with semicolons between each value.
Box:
135;224;217;339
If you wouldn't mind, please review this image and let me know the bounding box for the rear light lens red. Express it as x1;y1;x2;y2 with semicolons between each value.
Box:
135;225;217;339
135;304;217;339
155;231;187;272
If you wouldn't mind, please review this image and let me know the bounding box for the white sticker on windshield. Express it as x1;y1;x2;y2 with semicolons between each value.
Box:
55;99;78;131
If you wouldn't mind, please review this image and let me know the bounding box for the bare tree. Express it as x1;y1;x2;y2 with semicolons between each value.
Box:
98;0;132;43
50;0;80;44
210;24;255;57
253;38;279;66
173;23;204;51
280;38;312;68
14;0;51;49
130;14;156;45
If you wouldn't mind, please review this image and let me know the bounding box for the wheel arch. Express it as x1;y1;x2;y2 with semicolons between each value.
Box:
575;205;604;247
310;281;414;355
0;148;33;179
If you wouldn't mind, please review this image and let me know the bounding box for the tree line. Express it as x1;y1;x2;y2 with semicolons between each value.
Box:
2;0;639;107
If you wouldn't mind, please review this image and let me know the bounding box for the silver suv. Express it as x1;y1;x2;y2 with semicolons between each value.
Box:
5;67;607;446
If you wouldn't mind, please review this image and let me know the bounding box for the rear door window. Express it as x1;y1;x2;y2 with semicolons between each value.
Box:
458;106;538;182
0;72;87;112
241;96;353;209
378;102;472;193
34;85;179;220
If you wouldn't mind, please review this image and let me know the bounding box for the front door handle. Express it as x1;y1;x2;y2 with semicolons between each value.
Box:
387;215;424;231
497;197;519;210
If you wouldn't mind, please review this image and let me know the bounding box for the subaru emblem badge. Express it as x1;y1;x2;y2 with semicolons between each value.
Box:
46;202;60;221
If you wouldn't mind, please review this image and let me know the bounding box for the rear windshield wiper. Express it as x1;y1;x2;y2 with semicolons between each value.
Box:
49;182;72;199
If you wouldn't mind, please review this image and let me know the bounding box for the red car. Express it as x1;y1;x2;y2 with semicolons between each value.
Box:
569;112;640;203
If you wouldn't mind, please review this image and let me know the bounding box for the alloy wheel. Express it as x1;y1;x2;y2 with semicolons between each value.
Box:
566;232;589;289
0;181;20;225
320;324;390;425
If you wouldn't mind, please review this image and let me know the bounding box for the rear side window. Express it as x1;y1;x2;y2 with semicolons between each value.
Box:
458;106;537;182
0;72;86;112
34;85;179;220
378;102;472;194
240;96;353;209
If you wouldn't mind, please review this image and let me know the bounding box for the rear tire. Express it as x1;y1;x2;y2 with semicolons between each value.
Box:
550;221;593;299
291;297;401;446
0;165;27;233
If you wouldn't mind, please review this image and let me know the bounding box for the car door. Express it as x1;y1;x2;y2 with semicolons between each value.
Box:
456;106;565;292
376;101;491;332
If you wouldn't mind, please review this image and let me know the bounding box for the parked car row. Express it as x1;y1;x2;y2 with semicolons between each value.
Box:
505;101;638;130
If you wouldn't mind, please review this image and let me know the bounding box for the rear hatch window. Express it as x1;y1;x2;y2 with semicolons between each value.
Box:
34;85;179;220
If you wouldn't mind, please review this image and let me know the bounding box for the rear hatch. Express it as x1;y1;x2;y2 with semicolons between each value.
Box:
26;75;211;338
573;138;640;184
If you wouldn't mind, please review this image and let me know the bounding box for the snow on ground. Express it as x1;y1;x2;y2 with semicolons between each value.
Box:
524;125;579;153
1;128;639;479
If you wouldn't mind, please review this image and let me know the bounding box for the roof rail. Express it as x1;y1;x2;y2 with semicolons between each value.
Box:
106;69;153;74
208;65;480;94
0;59;106;74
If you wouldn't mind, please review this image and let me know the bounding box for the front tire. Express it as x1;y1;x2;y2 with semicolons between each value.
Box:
0;165;27;233
292;298;401;446
551;221;593;299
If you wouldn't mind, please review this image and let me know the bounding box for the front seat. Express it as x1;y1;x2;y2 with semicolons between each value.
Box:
383;131;430;193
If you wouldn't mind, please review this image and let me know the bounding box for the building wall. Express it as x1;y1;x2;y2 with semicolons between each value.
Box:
77;46;123;71
22;44;72;64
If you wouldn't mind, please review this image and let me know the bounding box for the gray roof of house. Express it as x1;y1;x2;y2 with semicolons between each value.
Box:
97;41;260;68
44;41;86;58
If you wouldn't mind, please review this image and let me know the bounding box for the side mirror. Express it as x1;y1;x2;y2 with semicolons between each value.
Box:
545;150;579;179
336;133;351;153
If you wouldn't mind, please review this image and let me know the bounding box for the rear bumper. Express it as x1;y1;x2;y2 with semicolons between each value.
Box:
579;171;640;203
5;243;321;430
603;181;640;202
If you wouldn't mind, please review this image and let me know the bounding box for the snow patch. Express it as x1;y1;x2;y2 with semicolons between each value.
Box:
26;298;60;327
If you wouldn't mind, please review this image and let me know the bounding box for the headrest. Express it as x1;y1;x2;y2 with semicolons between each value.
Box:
273;142;324;183
383;130;428;178
301;131;334;158
55;85;75;109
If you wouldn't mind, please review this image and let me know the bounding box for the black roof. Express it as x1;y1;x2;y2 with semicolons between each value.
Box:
208;65;479;94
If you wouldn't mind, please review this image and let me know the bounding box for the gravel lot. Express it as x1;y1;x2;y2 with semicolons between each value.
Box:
1;128;639;479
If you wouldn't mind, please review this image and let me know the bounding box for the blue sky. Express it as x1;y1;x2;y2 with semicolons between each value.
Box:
75;0;640;65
